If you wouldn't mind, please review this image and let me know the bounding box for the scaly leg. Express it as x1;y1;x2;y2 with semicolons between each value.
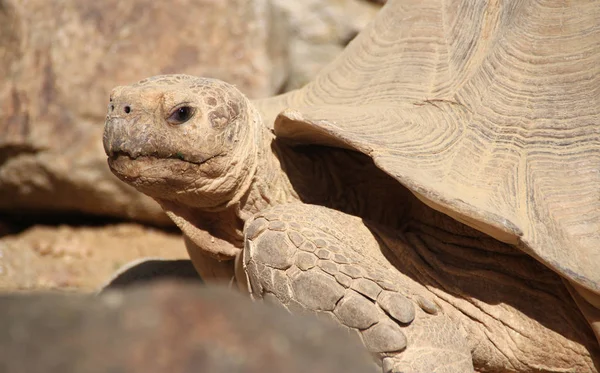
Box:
240;203;474;373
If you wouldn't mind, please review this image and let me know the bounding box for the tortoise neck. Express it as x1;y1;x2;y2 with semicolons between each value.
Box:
235;128;302;223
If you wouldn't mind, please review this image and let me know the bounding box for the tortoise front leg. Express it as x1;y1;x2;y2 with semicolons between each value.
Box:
240;203;473;373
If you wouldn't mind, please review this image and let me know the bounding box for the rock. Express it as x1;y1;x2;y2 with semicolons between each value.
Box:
0;0;287;225
272;0;381;91
0;0;381;225
0;223;187;291
0;282;378;373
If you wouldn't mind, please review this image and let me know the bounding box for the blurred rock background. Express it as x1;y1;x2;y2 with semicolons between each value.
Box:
0;0;382;291
0;283;378;373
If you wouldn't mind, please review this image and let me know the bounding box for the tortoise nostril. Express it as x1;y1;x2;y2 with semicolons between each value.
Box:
124;105;131;114
110;104;115;111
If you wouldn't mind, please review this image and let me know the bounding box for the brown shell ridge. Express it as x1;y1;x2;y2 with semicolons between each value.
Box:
266;0;600;295
274;104;523;245
274;96;600;295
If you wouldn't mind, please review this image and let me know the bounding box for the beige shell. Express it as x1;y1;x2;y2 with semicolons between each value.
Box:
257;0;600;298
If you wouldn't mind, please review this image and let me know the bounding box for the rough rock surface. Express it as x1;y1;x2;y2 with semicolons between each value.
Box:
0;223;187;291
0;0;381;225
0;0;287;224
272;0;380;91
0;282;377;373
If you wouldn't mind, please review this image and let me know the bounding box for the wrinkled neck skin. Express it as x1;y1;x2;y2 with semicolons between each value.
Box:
236;131;301;221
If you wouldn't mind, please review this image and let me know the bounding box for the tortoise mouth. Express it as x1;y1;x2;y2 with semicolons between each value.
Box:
108;150;220;166
107;153;204;191
107;150;224;182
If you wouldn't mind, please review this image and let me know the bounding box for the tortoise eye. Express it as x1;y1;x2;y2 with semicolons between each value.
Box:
167;106;195;125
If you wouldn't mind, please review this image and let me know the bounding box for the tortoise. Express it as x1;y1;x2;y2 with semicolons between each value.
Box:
102;0;600;371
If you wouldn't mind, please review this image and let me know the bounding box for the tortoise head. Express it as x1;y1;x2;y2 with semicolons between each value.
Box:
103;75;261;210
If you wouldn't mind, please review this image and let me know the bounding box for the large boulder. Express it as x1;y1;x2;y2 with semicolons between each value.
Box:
0;0;382;226
0;0;287;225
0;282;377;373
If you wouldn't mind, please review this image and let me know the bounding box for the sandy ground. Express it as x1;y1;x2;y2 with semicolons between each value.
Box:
0;222;187;292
